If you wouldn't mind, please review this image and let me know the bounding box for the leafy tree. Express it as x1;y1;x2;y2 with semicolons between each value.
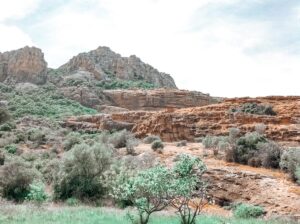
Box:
170;154;209;224
113;165;173;224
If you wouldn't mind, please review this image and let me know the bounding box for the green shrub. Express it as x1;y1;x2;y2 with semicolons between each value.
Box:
26;182;48;205
280;148;300;182
125;137;139;155
4;144;17;154
54;143;113;200
0;108;10;124
151;140;164;151
230;103;276;116
63;132;82;151
41;159;60;184
0;160;35;201
95;78;156;90
143;135;161;144
0;122;15;131
234;132;267;165
27;128;46;145
234;203;264;218
257;141;282;168
66;197;79;206
109;130;134;149
6;86;97;119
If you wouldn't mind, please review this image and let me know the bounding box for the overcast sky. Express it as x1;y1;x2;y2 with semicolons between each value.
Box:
0;0;299;97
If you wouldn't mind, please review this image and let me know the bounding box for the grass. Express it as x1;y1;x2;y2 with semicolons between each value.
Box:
0;205;289;224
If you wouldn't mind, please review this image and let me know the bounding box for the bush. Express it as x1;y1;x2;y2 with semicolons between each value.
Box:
234;203;264;218
257;141;282;168
126;137;139;155
54;143;113;200
280;148;300;182
66;197;79;206
109;130;134;149
176;140;187;147
26;182;48;205
0;122;15;132
143;135;161;144
0;160;35;201
151;140;164;151
27;128;46;145
41;159;60;184
4;144;17;154
63;132;82;151
6;86;97;119
234;132;266;165
230;103;276;116
0;108;10;124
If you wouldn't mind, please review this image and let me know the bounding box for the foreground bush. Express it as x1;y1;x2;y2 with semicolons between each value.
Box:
0;160;35;201
280;148;300;182
26;182;48;205
234;203;264;218
54;143;113;200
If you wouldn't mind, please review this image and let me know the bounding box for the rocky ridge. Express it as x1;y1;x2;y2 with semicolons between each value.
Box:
64;96;300;144
0;46;47;84
59;46;177;88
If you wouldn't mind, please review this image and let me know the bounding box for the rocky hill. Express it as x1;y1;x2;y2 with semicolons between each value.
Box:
0;46;216;111
59;46;177;88
0;46;47;84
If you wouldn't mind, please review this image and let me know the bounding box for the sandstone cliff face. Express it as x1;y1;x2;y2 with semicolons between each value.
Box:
101;89;215;110
59;88;216;111
59;46;177;88
0;46;47;84
64;96;300;143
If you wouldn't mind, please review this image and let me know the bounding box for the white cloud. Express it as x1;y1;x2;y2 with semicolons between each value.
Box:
1;0;300;97
0;25;33;51
0;0;40;21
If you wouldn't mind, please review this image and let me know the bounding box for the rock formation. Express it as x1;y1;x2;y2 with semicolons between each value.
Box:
0;46;47;84
58;46;177;88
64;96;300;143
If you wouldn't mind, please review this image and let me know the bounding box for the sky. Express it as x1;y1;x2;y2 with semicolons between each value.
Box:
0;0;299;97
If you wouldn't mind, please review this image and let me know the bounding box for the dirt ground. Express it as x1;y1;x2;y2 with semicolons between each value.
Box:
132;142;300;218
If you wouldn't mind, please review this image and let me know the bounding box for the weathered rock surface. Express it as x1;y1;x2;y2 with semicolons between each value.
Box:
59;46;177;88
59;88;216;111
64;96;300;143
101;89;216;110
0;46;47;84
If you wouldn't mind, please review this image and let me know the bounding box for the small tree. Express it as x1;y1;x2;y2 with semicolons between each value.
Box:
113;165;173;224
170;154;209;224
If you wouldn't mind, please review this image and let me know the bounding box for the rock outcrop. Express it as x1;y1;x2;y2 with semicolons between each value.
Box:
59;46;177;88
59;88;216;111
64;96;300;143
0;46;47;84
